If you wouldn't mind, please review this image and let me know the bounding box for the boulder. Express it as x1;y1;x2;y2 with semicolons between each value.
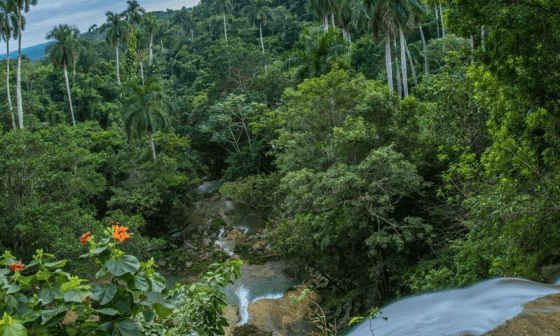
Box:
232;324;271;336
185;262;193;269
482;293;560;335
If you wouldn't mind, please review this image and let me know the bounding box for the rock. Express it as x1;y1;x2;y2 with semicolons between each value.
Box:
202;238;211;248
232;324;272;336
185;262;193;269
247;286;319;335
169;242;178;249
157;260;166;267
541;264;560;283
335;299;353;329
197;181;218;195
482;293;560;335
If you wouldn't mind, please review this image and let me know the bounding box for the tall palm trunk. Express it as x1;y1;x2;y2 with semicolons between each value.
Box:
470;34;475;62
439;4;445;37
148;131;157;163
384;31;393;95
115;43;121;84
16;10;23;128
331;13;335;27
139;57;145;84
481;25;486;52
405;44;418;86
149;32;153;65
259;23;264;54
394;37;402;99
434;6;440;38
324;15;328;30
6;38;15;130
63;63;76;126
419;24;429;75
223;12;228;41
399;29;408;98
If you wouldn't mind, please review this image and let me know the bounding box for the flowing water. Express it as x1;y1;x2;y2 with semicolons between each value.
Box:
344;277;560;336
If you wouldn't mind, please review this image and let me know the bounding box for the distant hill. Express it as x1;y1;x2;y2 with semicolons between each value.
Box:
0;7;190;62
0;41;53;61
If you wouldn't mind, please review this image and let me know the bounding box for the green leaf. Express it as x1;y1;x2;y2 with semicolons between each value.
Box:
89;247;108;255
1;323;27;336
38;287;62;305
5;285;20;294
147;278;165;293
113;320;140;336
92;285;118;306
40;306;66;325
105;256;140;277
64;289;91;303
129;276;149;292
44;260;67;269
151;303;173;319
141;309;154;322
93;308;119;316
95;269;108;279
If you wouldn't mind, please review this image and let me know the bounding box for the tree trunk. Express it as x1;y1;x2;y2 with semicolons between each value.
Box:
384;31;393;95
419;24;429;75
439;4;446;37
394;38;402;99
399;29;408;98
259;24;264;54
190;29;194;40
470;34;475;62
63;64;76;126
16;10;23;129
148;131;157;163
6;38;15;130
223;12;228;41
139;58;145;84
149;32;153;66
324;15;328;30
481;25;486;52
405;43;418;86
331;12;335;27
434;6;440;38
115;43;121;84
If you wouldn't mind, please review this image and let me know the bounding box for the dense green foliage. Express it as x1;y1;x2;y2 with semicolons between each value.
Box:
1;0;559;332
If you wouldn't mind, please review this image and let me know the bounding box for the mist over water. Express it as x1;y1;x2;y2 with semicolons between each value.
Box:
345;278;560;336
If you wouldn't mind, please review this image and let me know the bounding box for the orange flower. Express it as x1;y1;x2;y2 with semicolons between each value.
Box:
80;232;91;245
83;296;91;302
9;263;25;272
113;225;130;243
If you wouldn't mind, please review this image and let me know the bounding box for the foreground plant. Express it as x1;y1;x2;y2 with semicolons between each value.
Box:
0;223;242;336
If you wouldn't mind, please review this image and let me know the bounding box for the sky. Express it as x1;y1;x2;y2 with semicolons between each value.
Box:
10;0;200;52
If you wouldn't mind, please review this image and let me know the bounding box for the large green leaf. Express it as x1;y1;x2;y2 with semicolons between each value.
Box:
147;278;165;293
64;289;91;303
44;260;67;269
93;308;119;316
40;306;66;325
1;323;27;336
113;320;140;336
39;287;62;305
105;256;140;277
128;276;149;292
92;285;118;306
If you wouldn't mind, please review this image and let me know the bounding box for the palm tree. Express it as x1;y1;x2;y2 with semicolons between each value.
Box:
100;11;128;84
244;0;273;54
123;0;145;25
283;27;348;81
11;0;38;128
0;0;15;129
46;24;80;126
307;0;330;29
212;0;232;41
123;77;170;163
354;0;419;96
141;13;158;66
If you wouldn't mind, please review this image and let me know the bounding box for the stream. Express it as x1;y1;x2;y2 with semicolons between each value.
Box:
165;190;560;335
344;277;560;336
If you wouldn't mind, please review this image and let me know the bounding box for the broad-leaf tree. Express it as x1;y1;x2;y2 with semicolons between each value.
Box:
122;77;170;163
46;24;80;126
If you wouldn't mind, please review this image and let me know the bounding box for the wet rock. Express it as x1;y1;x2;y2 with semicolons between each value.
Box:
227;229;247;245
247;286;319;335
482;293;560;335
541;264;560;283
197;181;218;195
202;238;211;248
185;262;193;269
232;324;271;336
335;299;353;330
252;240;267;252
